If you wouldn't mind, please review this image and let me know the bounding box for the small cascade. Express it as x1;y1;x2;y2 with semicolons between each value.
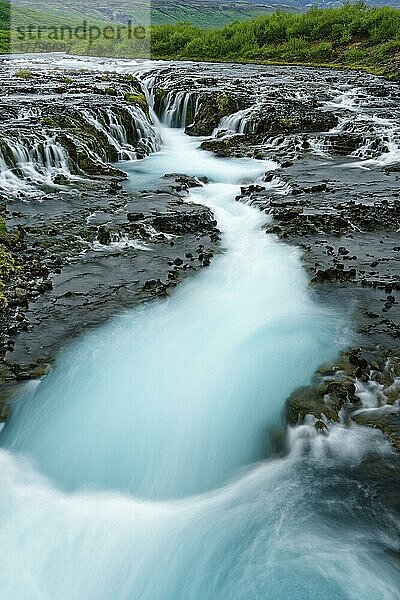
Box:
0;134;71;195
214;106;254;135
80;107;134;161
263;134;308;154
0;98;162;196
129;105;162;156
79;105;161;161
287;367;400;467
160;91;199;128
351;126;400;165
92;231;149;252
17;106;42;121
308;137;333;157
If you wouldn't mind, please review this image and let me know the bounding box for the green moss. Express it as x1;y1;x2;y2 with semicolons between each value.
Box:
0;246;17;281
42;116;57;127
0;218;6;237
0;286;7;310
15;68;34;79
216;93;237;114
124;92;149;117
278;117;295;129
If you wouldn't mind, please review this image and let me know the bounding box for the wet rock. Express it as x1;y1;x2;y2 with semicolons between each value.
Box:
185;92;248;136
127;212;145;223
97;226;111;246
53;174;69;185
315;420;328;432
353;411;400;452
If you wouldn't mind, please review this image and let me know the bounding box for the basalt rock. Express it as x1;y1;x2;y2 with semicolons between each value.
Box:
186;93;248;136
287;347;400;449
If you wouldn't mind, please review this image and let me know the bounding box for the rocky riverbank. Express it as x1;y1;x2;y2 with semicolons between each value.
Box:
0;56;399;455
0;62;220;418
147;60;400;452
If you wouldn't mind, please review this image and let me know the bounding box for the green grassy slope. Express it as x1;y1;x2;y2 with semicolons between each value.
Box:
149;6;268;28
4;0;271;29
149;4;400;79
0;2;399;81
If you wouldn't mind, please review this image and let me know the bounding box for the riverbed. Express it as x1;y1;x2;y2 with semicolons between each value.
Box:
0;55;399;599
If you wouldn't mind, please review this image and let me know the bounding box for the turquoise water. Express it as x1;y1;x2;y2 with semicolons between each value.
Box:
0;127;399;599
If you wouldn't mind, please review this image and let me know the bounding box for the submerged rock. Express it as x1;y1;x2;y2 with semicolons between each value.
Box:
287;346;400;451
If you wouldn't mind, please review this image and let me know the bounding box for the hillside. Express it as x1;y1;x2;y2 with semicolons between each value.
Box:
5;0;400;30
0;2;399;82
3;0;271;29
149;4;400;80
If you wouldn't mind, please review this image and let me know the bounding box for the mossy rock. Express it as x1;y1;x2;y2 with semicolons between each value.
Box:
42;116;57;127
0;289;8;310
124;92;150;118
0;246;17;281
216;92;238;115
153;88;168;115
186;92;246;136
14;69;34;79
353;411;400;452
286;384;342;424
0;218;6;238
278;117;295;130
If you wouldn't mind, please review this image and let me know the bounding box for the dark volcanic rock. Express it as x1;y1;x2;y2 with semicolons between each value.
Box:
1;182;220;382
185;92;248;136
0;67;220;388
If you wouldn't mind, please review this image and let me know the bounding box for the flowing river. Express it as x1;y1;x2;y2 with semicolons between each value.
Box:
0;59;400;599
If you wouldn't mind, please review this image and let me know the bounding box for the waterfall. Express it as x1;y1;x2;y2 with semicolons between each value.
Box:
1;57;400;598
0;134;71;195
159;91;199;128
75;105;161;161
214;106;254;135
0;101;161;196
1;125;399;599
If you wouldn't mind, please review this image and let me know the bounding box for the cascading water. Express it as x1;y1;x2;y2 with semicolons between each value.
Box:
160;90;199;128
0;134;71;195
0;102;161;196
215;106;254;135
0;65;400;599
2;126;343;499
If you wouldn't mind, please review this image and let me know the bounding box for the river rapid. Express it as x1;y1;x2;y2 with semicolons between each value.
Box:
0;55;399;599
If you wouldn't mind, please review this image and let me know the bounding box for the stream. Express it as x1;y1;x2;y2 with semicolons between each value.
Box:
0;57;399;599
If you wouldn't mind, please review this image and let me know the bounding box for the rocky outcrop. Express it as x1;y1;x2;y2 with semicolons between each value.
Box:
231;100;339;136
0;68;160;194
0;170;220;392
287;347;400;451
185;92;248;136
0;66;221;396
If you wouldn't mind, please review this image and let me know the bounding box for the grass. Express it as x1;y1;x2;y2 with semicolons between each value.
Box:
148;3;400;79
0;3;399;79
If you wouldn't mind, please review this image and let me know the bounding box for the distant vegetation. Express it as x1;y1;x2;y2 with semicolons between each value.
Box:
0;2;399;79
2;0;270;29
150;3;400;78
